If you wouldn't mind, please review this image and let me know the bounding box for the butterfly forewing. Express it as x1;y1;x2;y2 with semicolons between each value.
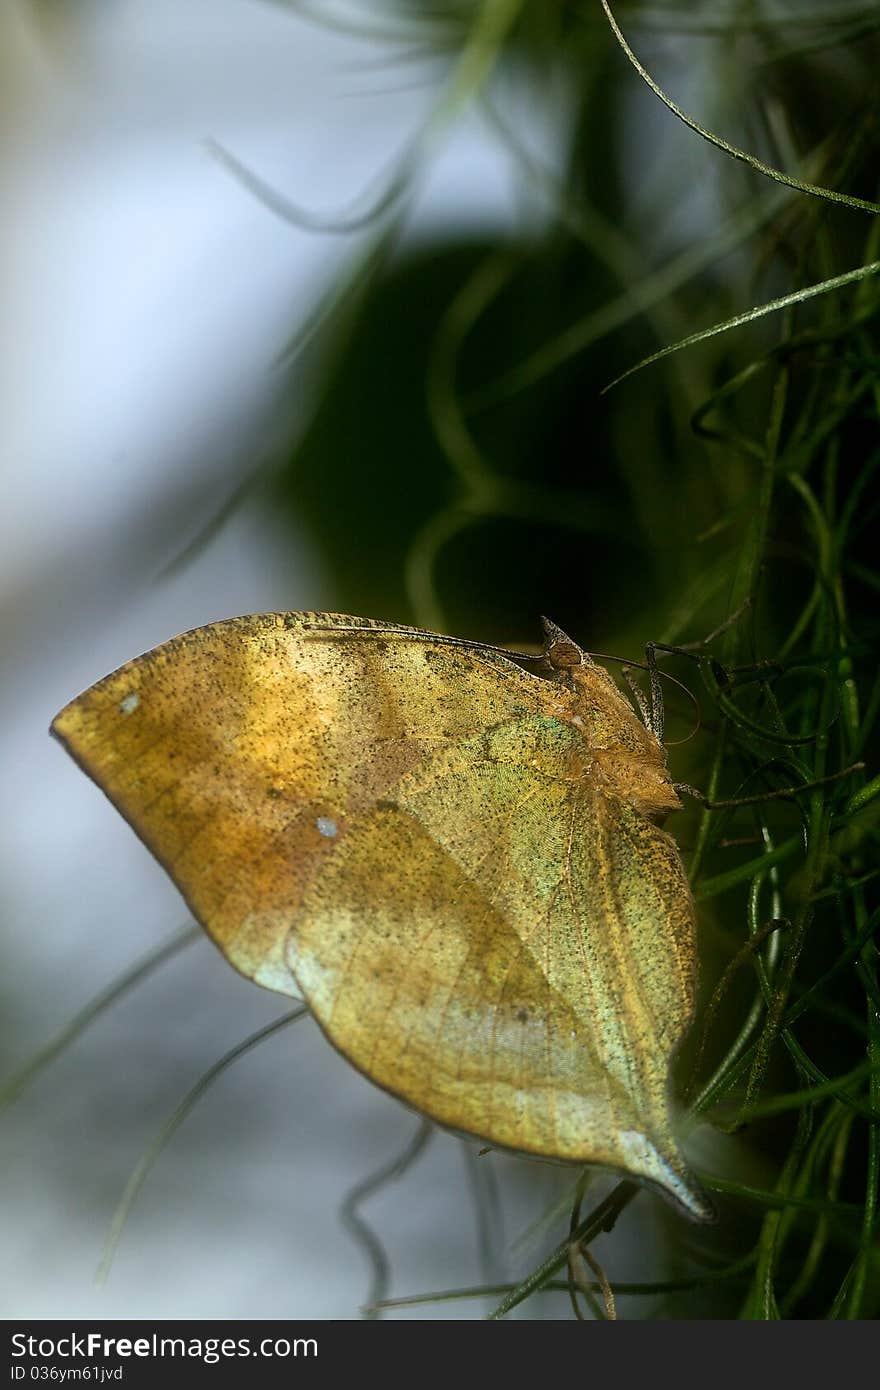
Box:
50;614;543;997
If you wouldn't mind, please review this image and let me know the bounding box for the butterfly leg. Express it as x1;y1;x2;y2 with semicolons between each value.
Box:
620;663;656;736
641;593;761;745
643;643;667;742
675;762;863;809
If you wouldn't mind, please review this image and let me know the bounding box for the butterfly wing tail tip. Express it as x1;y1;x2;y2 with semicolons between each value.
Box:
648;1162;714;1223
671;1176;716;1224
625;1132;715;1223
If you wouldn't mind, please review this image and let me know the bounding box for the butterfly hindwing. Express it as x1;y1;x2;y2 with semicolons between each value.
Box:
288;718;705;1217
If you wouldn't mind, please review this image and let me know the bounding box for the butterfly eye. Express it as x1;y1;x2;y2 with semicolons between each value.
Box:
546;639;583;670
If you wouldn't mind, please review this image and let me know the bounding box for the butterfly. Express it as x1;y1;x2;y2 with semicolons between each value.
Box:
51;611;710;1220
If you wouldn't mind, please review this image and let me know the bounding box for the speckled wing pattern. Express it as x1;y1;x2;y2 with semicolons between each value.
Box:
51;611;708;1219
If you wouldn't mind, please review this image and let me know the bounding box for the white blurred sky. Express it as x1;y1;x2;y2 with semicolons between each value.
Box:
1;0;605;1321
2;0;549;610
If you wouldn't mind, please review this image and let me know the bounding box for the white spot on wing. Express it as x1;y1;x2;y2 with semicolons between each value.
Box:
119;693;140;716
316;816;338;838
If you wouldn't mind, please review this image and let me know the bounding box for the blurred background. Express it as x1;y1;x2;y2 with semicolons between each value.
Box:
3;0;878;1319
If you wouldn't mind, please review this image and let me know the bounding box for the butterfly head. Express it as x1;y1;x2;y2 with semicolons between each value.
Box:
540;616;590;673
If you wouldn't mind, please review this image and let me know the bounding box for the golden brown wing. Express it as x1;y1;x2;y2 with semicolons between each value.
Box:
50;612;546;997
52;610;705;1215
287;713;708;1218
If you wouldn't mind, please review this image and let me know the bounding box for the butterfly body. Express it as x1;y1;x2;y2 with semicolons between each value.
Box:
52;611;709;1220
